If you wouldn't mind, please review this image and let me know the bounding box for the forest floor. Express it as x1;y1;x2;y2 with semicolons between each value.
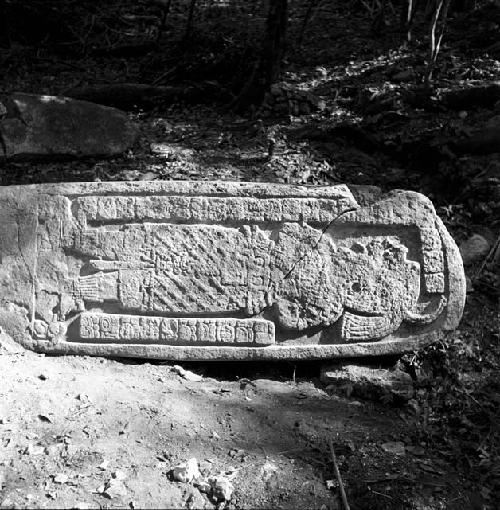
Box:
0;0;499;508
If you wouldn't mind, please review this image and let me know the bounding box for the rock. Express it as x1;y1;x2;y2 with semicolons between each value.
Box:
172;458;201;483
99;478;127;499
459;234;491;265
321;364;414;401
0;93;137;161
381;441;406;455
111;470;127;481
313;98;327;111
25;444;45;456
260;461;278;481
98;459;110;471
209;475;234;501
0;331;25;354
172;365;203;382
53;473;69;484
392;69;414;82
0;181;465;361
194;479;211;493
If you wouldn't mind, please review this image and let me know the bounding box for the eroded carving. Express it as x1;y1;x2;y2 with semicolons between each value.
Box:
0;182;466;360
78;313;274;345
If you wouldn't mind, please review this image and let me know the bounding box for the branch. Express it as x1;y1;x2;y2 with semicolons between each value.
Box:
329;438;350;510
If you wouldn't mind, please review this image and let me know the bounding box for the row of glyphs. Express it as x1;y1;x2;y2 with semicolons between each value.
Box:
78;313;275;345
72;194;358;225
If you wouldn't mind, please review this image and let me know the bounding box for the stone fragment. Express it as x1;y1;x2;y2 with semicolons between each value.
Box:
25;444;45;456
209;475;234;501
459;234;491;265
99;478;127;499
0;181;465;360
173;365;203;382
194;479;211;493
260;461;278;481
172;458;201;483
112;470;127;481
381;441;406;455
0;93;137;160
53;473;69;484
321;364;414;401
0;331;25;354
98;460;110;471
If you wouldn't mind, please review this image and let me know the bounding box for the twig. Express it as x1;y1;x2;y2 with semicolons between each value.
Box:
329;438;350;510
298;0;321;46
152;65;179;85
369;488;394;500
33;57;87;72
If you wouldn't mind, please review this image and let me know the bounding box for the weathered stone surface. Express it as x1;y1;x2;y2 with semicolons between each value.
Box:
0;93;137;160
0;181;465;360
321;363;414;401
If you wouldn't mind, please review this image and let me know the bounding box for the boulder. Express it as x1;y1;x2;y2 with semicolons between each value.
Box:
0;93;137;160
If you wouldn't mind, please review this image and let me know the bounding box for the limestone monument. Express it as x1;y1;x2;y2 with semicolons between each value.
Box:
0;181;465;360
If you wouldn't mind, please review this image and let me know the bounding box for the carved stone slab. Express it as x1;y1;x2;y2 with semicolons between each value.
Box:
0;93;137;160
0;181;465;360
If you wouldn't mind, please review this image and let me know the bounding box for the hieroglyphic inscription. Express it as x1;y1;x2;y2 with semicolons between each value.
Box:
78;313;275;345
72;194;358;226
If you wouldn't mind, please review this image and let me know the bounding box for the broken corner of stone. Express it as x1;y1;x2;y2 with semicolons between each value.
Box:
0;181;466;361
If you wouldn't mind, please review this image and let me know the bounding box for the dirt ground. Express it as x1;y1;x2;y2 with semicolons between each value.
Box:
1;1;499;508
0;337;488;510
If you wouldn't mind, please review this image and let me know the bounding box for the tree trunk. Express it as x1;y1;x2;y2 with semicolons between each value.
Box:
231;0;288;112
0;0;10;48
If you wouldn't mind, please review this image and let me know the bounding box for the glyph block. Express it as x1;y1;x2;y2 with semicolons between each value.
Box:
0;181;465;360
